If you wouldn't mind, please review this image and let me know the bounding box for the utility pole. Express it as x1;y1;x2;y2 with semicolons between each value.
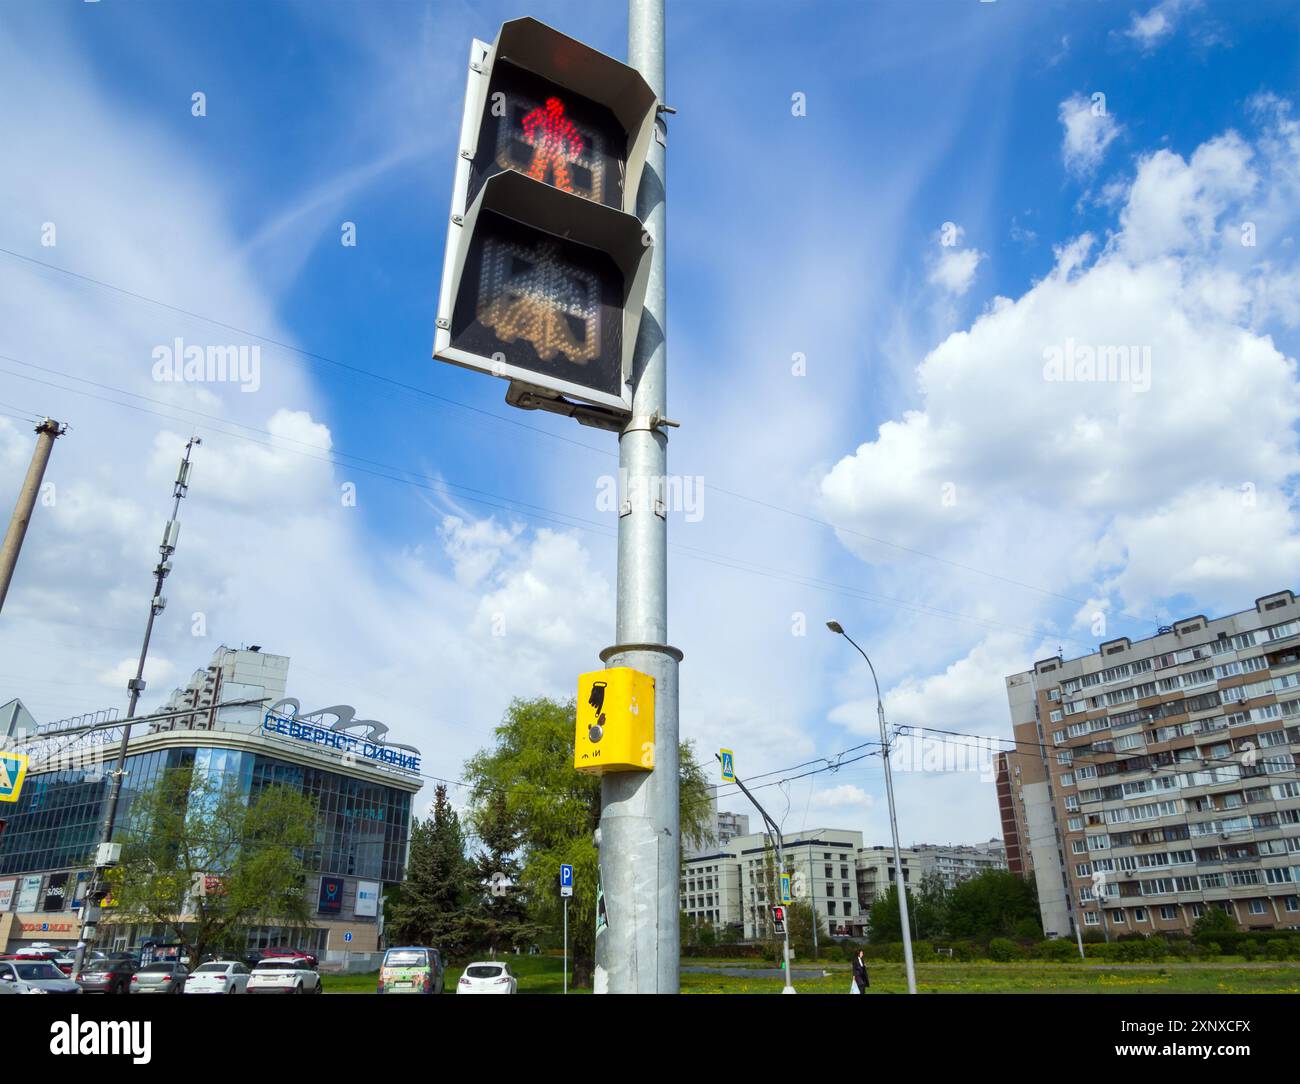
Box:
717;756;795;993
595;0;681;995
0;417;65;616
72;436;200;978
807;841;819;959
827;621;918;994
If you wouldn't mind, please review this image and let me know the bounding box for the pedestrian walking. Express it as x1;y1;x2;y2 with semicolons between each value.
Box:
851;949;870;994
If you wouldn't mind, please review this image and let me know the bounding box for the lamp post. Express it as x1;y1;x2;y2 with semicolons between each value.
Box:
826;620;917;994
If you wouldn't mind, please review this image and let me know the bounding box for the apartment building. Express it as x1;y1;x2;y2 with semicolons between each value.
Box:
856;841;1006;909
681;828;865;939
1004;589;1300;938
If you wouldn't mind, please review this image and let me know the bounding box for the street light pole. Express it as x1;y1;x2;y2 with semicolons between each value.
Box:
827;621;918;994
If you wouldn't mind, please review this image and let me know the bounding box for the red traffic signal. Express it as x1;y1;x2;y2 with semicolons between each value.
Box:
771;905;786;933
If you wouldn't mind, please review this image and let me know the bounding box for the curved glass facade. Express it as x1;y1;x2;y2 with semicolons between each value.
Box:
0;745;412;883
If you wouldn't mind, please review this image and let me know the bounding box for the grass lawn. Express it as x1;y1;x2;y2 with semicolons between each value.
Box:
324;954;575;994
679;960;1300;994
325;955;1300;993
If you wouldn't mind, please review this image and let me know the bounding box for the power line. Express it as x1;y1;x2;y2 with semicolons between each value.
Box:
0;246;1163;634
0;351;1097;648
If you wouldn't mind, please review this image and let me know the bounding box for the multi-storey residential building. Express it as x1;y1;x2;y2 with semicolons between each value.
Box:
684;785;750;859
1005;589;1300;938
856;841;1006;908
681;828;865;939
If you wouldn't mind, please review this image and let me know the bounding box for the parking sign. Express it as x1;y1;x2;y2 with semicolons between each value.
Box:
560;863;574;897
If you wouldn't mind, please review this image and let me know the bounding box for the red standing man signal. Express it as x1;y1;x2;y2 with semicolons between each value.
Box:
522;96;585;194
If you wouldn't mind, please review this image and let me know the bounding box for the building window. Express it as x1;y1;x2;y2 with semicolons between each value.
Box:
1249;899;1268;915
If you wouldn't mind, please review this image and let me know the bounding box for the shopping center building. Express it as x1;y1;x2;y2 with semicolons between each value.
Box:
0;646;423;966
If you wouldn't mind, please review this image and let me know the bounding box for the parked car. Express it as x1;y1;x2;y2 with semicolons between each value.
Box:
247;957;321;995
75;958;137;994
243;946;319;970
185;961;250;994
0;957;82;994
130;961;189;994
456;962;518;994
377;946;444;995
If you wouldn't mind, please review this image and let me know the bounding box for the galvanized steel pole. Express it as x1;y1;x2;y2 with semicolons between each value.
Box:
595;0;680;994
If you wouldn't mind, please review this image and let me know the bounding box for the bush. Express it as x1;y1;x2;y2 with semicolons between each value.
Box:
1036;938;1077;962
681;943;764;959
1266;938;1291;961
1238;939;1258;961
949;941;980;962
1199;941;1221;958
1114;939;1147;962
988;938;1020;962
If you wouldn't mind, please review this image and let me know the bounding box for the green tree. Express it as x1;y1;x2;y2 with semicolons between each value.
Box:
1192;905;1237;941
944;869;1041;940
867;883;905;943
468;788;544;954
463;696;713;987
386;784;475;956
785;900;827;959
105;765;317;965
912;870;950;940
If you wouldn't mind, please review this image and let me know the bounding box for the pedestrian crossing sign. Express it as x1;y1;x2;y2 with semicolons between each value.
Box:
720;749;734;782
0;750;28;803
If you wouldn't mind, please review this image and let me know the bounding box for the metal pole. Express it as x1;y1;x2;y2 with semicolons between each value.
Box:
828;624;918;994
808;841;818;959
72;436;199;978
720;759;795;993
597;0;679;995
0;418;64;615
563;896;568;995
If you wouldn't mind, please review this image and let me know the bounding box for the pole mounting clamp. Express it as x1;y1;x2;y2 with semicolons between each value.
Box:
620;411;680;435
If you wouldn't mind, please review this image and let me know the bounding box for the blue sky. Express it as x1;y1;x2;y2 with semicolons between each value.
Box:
2;0;1299;844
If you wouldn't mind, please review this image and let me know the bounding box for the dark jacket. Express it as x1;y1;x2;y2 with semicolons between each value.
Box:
852;956;869;990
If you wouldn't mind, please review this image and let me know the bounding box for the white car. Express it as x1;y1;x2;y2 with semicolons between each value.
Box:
247;957;322;995
456;962;517;994
185;961;250;994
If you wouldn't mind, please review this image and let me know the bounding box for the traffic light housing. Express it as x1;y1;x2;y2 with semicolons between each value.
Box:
435;18;658;418
772;905;786;934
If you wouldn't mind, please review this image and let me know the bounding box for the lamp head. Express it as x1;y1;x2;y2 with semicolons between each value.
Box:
826;621;844;635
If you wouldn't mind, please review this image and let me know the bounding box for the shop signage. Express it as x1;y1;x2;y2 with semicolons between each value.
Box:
262;699;421;772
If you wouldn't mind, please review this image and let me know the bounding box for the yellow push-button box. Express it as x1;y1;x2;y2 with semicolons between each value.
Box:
574;667;655;775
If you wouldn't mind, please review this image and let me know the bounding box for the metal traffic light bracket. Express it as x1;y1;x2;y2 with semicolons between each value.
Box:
505;382;679;433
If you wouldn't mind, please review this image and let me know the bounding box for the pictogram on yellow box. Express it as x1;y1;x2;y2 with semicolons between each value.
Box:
574;667;655;775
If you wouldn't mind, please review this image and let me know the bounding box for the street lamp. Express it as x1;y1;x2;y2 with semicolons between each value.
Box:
827;620;918;994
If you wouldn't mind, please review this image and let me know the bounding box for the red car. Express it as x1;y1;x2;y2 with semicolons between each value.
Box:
253;947;318;970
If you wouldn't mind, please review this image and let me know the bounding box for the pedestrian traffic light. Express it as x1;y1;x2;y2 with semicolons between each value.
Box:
772;906;786;934
434;17;659;418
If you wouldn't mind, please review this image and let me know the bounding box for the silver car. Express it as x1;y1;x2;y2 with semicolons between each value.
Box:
130;961;189;994
0;958;82;994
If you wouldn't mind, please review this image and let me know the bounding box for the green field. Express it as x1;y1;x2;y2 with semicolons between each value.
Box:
323;955;1300;994
681;960;1300;994
324;954;574;994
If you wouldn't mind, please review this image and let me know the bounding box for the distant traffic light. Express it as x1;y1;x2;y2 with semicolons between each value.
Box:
435;18;658;419
772;905;786;934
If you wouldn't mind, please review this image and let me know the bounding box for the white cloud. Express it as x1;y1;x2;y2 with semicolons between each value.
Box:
1060;93;1123;177
929;247;984;296
816;784;875;809
1124;0;1197;51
